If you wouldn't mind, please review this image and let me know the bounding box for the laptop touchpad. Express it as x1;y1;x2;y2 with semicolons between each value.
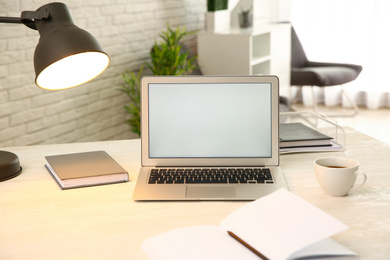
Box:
186;186;237;198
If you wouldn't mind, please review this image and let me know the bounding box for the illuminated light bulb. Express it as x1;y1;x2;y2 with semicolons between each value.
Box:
36;52;110;90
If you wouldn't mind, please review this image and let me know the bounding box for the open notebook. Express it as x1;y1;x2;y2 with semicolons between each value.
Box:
132;75;288;200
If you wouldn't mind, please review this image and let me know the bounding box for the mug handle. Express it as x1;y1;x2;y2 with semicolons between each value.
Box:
351;171;367;189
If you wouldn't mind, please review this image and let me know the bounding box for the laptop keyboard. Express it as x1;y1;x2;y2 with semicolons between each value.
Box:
148;168;274;184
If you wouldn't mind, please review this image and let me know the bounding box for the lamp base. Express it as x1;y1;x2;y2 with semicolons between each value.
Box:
0;151;23;182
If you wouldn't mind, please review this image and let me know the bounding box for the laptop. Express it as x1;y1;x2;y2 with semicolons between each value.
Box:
132;75;288;201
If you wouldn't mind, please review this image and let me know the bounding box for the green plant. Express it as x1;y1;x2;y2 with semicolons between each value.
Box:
120;25;197;136
147;25;197;75
119;65;144;137
207;0;228;11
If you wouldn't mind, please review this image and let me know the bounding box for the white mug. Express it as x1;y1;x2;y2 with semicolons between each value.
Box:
313;157;367;197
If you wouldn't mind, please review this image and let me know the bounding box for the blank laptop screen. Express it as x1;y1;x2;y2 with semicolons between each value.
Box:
148;82;272;158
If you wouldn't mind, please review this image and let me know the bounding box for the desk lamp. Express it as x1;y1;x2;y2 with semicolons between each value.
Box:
0;2;110;181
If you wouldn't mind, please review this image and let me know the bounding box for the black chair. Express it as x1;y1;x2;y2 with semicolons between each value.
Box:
291;26;362;116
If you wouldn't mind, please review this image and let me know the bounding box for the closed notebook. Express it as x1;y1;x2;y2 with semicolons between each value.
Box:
45;150;128;189
279;122;333;148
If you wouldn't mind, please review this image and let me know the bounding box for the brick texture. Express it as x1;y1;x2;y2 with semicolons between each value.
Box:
0;0;279;147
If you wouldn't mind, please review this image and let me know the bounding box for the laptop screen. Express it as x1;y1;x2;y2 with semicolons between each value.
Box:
141;76;280;167
148;83;272;158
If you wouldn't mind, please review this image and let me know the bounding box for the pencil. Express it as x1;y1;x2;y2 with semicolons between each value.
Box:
227;231;270;260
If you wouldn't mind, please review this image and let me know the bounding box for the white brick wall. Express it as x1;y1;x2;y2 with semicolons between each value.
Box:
0;0;279;148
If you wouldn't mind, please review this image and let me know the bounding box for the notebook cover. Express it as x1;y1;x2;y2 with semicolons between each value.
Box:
280;122;333;142
45;151;127;180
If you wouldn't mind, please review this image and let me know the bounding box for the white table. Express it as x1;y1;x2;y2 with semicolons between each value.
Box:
1;127;389;259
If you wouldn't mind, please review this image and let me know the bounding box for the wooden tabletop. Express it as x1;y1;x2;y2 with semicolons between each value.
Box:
1;127;389;259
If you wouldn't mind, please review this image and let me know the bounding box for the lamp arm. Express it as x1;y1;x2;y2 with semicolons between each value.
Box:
0;9;50;30
0;17;21;24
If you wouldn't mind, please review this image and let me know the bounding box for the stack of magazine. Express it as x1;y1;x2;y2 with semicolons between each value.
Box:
279;122;342;154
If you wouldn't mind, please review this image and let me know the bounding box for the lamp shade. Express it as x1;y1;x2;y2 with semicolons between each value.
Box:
33;2;110;90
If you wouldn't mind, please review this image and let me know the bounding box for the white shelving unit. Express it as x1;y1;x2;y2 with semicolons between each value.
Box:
198;23;291;97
